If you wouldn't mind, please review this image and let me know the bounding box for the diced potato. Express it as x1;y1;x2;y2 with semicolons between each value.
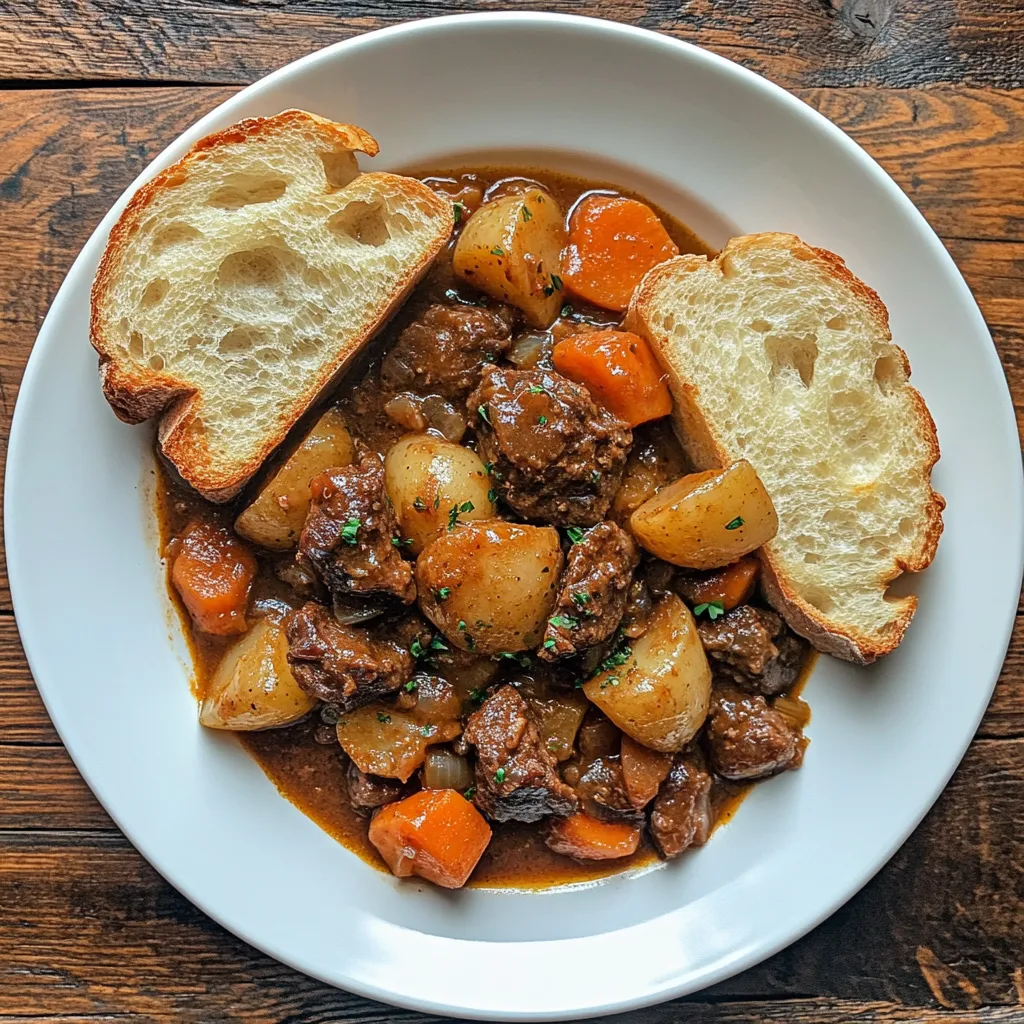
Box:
199;618;315;730
384;434;495;554
583;593;711;752
629;460;778;569
452;189;567;327
235;407;354;550
336;704;461;782
416;520;563;654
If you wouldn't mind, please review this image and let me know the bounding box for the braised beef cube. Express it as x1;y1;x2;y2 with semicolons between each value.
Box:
463;685;577;823
381;304;513;400
574;755;645;828
285;602;417;711
705;684;803;781
468;367;631;526
298;453;415;604
649;750;713;859
697;604;806;696
346;762;406;815
540;522;639;660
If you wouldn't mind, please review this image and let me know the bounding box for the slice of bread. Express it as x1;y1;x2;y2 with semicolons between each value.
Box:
627;232;944;663
91;109;453;501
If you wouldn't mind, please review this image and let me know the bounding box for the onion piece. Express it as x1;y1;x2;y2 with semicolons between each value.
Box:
422;747;474;791
332;593;388;625
507;331;554;370
384;392;428;432
420;394;467;443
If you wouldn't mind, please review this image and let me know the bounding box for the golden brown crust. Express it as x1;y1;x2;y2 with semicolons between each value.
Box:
90;109;450;502
629;233;944;663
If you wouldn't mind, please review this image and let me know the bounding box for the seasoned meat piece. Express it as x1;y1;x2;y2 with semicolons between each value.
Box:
468;366;632;526
463;685;578;823
573;755;644;827
285;602;416;711
381;304;513;400
696;604;806;696
346;762;405;815
649;751;713;859
705;684;803;781
298;453;415;604
540;522;639;659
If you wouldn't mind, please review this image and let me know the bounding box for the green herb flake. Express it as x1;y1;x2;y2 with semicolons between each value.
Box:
410;638;424;658
412;496;427;512
591;470;601;485
420;724;436;737
458;620;467;631
404;680;418;693
435;587;451;601
434;493;441;510
560;303;574;317
572;592;591;606
429;636;449;652
693;600;726;621
488;488;498;503
453;201;464;225
391;535;413;547
725;516;745;530
543;638;557;650
493;767;507;784
460;500;475;513
340;518;361;545
550;273;563;291
537;415;548;426
490;245;505;257
468;687;485;704
566;527;585;544
463;785;477;800
528;384;548;395
549;615;580;631
477;404;492;426
377;712;392;724
483;461;495;475
521;204;533;222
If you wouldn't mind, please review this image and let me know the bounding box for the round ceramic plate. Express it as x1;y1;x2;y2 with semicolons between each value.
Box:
6;13;1022;1020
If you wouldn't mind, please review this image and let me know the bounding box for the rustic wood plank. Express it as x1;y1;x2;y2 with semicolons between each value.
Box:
0;744;110;830
0;1;1021;90
1;736;1021;1015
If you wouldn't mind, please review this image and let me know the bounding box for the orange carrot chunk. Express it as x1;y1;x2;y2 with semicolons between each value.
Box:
675;556;760;612
552;329;673;427
620;735;674;809
564;194;679;311
368;789;492;889
546;813;641;861
171;520;256;635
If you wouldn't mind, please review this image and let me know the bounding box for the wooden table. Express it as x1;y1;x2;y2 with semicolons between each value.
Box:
1;3;1021;1021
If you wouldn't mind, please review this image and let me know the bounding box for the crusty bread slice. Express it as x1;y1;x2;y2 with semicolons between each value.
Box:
627;232;944;663
91;109;453;501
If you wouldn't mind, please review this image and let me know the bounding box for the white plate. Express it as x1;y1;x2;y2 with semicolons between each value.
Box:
6;13;1022;1020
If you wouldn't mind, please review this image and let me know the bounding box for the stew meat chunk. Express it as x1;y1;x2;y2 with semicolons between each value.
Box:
285;602;417;711
463;685;578;823
696;604;806;695
346;762;405;814
298;453;416;604
573;755;645;827
468;366;632;526
381;303;514;400
540;521;639;659
704;684;803;781
648;750;713;859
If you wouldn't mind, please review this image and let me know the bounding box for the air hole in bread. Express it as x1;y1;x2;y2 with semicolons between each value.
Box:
141;278;170;307
898;517;917;539
803;551;822;564
151;221;202;253
328;201;391;247
826;315;847;330
128;331;145;358
208;173;287;210
228;402;256;419
802;586;834;614
320;148;360;189
148;354;165;371
217;247;285;288
750;319;772;333
764;332;818;388
873;352;905;394
219;326;265;355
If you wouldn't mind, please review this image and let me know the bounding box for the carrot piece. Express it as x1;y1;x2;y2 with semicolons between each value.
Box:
675;556;760;612
564;194;679;311
552;329;673;427
546;813;641;861
368;789;492;888
171;520;256;635
620;735;673;808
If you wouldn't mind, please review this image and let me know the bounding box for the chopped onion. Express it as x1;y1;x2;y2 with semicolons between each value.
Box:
422;747;474;791
413;675;462;723
529;693;589;762
421;394;467;443
507;331;554;370
772;695;811;729
333;593;387;625
384;391;428;432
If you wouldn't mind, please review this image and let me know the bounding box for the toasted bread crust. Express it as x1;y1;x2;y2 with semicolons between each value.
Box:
629;233;944;663
90;109;451;502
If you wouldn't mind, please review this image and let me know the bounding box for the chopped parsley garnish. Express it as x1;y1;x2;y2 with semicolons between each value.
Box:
490;245;505;257
560;303;574;317
593;634;633;676
412;496;427;512
420;724;436;737
377;712;392;724
543;638;557;650
453;201;464;225
392;535;413;547
448;500;475;530
566;526;585;544
549;615;579;631
693;600;726;620
483;461;495;475
521;204;533;222
410;638;425;658
493;767;507;784
528;384;548;395
429;636;449;652
435;587;451;601
500;651;532;667
458;620;467;631
725;516;745;530
537;415;548;426
340;518;361;545
550;273;563;291
487;488;497;503
572;592;591;606
591;470;601;485
404;680;418;693
463;786;476;800
434;493;441;510
600;676;621;690
477;404;492;426
467;687;485;704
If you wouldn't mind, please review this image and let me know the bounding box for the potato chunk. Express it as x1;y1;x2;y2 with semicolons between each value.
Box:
200;618;316;730
453;189;567;327
629;460;778;569
583;594;711;752
384;434;495;554
416;520;563;654
235;407;354;550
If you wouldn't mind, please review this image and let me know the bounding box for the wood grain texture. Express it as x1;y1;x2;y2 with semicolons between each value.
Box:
0;0;1022;90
